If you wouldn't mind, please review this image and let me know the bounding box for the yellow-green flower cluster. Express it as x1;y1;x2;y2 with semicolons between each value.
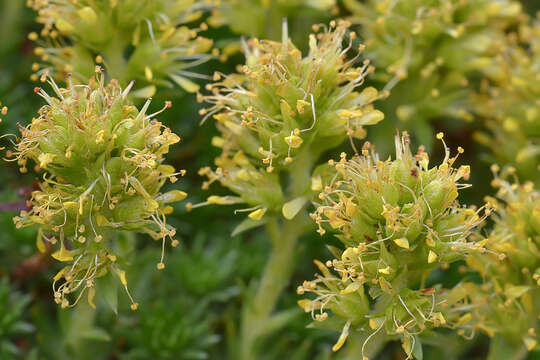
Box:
344;0;523;147
474;15;540;183
28;0;214;97
466;168;540;352
208;0;337;40
9;70;185;309
195;21;384;220
299;134;492;357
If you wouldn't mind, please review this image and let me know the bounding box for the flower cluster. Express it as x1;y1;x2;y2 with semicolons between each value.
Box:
344;0;523;147
473;14;540;184
466;168;540;352
208;0;337;40
299;134;492;357
8;70;185;309
196;21;384;219
28;0;214;97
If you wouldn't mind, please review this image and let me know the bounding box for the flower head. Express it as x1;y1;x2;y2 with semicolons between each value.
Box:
344;0;523;148
28;0;214;97
299;133;492;356
466;169;540;351
473;15;540;184
196;21;384;218
8;69;185;308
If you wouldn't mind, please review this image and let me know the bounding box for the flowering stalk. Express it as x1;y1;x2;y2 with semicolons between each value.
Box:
299;133;493;358
344;0;523;150
195;20;384;359
27;0;215;97
473;14;540;184
6;68;185;309
466;167;540;358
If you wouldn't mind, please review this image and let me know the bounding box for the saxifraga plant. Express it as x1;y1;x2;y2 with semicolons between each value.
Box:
466;167;540;358
194;20;385;359
1;0;538;359
473;14;540;184
27;0;215;97
6;68;186;310
343;0;523;151
299;133;493;359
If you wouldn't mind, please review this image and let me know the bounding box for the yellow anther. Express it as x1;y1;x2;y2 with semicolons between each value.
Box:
428;250;438;263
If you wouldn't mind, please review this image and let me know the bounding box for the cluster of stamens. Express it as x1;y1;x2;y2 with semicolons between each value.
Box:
466;166;540;351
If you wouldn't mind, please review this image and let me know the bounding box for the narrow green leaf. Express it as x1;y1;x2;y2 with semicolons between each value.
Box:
80;327;111;342
96;273;118;315
282;197;307;220
231;218;268;237
412;335;423;360
170;74;200;93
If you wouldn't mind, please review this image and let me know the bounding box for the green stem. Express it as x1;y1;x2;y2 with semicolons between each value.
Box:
102;37;128;83
344;331;390;360
252;219;305;317
487;335;528;360
241;150;314;360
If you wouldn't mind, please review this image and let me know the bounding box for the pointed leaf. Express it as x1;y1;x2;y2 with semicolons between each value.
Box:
80;327;111;342
282;197;307;220
231;218;268;237
96;274;118;315
170;74;200;93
